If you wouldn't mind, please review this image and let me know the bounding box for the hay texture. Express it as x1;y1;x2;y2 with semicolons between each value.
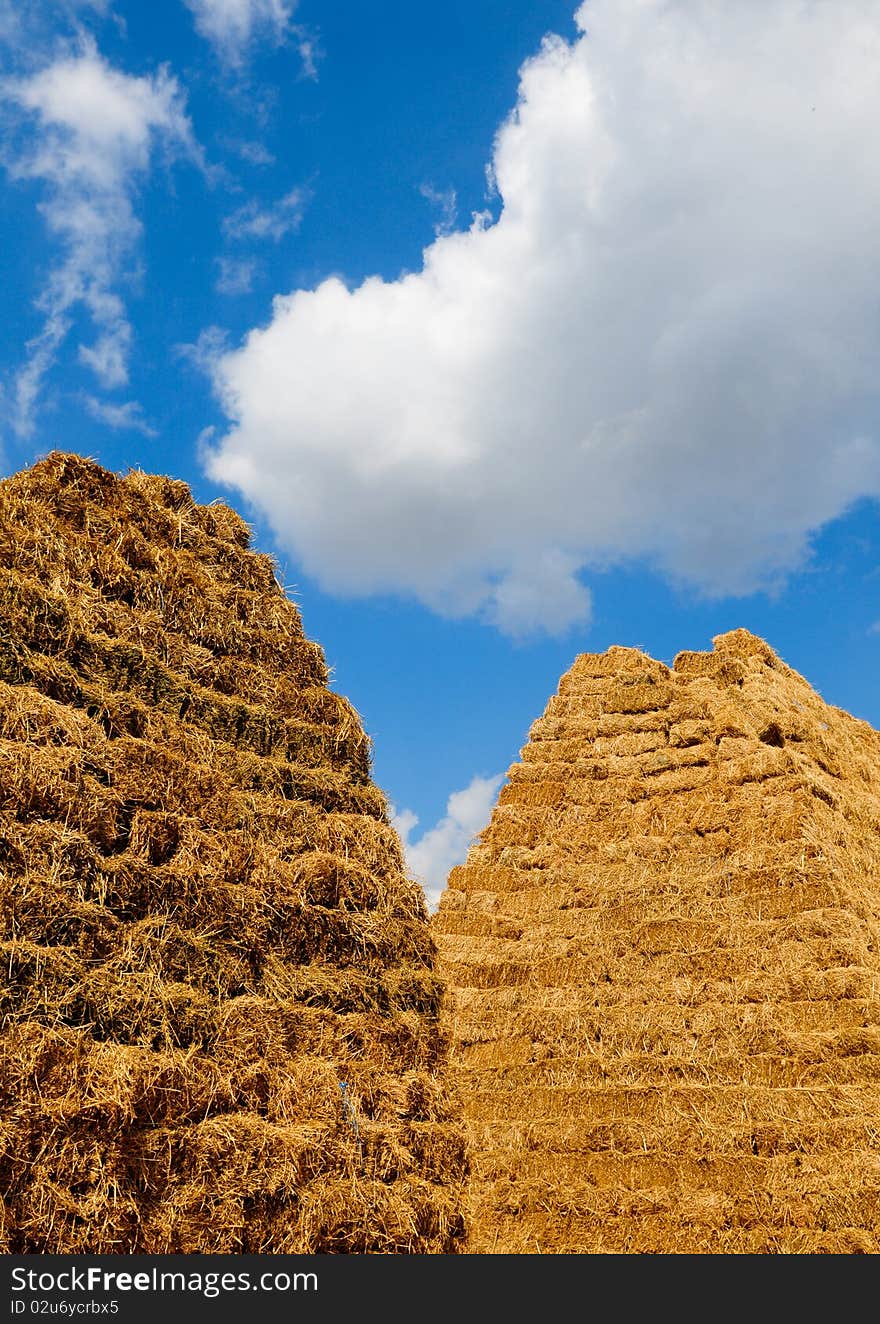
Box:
0;451;465;1253
435;630;880;1253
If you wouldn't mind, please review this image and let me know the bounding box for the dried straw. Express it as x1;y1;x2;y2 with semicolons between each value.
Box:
435;628;880;1254
0;452;466;1253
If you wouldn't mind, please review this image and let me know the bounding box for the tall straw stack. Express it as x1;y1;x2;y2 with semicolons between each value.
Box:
0;452;466;1253
435;630;880;1253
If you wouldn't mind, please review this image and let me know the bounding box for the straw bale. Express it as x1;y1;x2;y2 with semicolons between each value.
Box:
561;648;671;687
0;452;465;1253
498;780;567;808
435;629;880;1253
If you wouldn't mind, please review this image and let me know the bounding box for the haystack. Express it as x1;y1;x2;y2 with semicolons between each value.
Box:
0;451;465;1253
435;630;880;1253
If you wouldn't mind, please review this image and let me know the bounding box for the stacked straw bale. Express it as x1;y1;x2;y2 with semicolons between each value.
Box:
435;630;880;1253
0;451;465;1253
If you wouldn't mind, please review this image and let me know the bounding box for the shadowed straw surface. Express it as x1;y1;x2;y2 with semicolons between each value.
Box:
0;451;466;1253
434;629;880;1253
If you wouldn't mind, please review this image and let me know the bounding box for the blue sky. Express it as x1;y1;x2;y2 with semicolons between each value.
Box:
2;0;879;906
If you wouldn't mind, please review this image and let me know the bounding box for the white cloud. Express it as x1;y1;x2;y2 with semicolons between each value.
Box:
78;313;131;388
223;187;306;242
82;393;157;436
2;41;197;434
419;182;458;238
204;0;880;635
486;548;592;637
178;324;229;374
184;0;295;65
294;28;318;81
392;773;504;911
215;255;257;294
0;0;110;49
0;0;21;42
232;138;275;166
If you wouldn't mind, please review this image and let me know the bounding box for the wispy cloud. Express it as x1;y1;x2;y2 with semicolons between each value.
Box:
82;393;157;436
2;39;198;435
223;186;306;241
177;324;229;374
205;0;880;635
292;25;319;81
230;138;275;166
392;773;504;910
419;182;457;238
0;0;23;44
215;255;257;294
0;0;111;53
184;0;296;67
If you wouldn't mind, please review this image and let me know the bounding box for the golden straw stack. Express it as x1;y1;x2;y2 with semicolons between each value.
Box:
435;629;880;1253
0;452;466;1253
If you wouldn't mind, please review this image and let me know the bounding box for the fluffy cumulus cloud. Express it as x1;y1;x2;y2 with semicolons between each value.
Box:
392;773;504;911
184;0;295;65
205;0;880;635
2;42;197;434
